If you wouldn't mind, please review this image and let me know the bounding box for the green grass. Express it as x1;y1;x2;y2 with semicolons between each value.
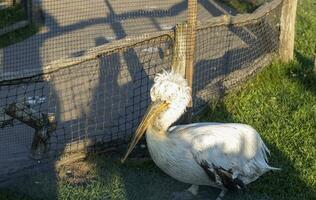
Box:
0;4;26;29
1;0;316;199
0;4;38;48
0;24;38;48
196;60;316;199
2;157;194;200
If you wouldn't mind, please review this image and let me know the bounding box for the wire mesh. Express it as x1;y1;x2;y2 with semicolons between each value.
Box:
0;0;282;182
0;32;174;181
193;1;282;112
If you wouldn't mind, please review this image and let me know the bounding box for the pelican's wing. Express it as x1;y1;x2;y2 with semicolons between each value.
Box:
171;123;275;188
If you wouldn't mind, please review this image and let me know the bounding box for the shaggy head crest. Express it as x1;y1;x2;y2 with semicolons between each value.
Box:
150;70;191;104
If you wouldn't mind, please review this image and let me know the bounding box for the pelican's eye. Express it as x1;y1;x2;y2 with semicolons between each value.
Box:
177;85;181;93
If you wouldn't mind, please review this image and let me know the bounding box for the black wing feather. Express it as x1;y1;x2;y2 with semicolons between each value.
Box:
212;164;245;191
198;159;245;191
199;160;216;182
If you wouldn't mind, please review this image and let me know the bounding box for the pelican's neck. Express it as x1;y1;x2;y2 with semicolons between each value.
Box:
149;99;188;137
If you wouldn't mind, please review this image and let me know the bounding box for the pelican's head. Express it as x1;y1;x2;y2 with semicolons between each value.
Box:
122;70;191;163
150;70;191;105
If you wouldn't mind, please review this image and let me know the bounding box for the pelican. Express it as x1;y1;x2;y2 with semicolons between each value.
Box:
122;71;279;200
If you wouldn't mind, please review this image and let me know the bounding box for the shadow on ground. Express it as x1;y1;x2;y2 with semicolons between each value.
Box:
287;50;316;94
2;100;315;200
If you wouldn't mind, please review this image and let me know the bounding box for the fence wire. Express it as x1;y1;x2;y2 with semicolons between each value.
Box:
0;0;282;182
193;2;281;111
0;34;173;181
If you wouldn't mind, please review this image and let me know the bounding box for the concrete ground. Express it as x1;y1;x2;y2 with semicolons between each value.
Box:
0;0;235;74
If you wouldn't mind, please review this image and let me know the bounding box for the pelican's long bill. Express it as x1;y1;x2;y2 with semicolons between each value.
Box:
121;100;169;163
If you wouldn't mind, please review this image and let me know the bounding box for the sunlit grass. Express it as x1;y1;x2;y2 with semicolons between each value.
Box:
198;59;316;199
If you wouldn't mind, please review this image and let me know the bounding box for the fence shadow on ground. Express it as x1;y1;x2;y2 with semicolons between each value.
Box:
5;100;315;200
0;1;285;199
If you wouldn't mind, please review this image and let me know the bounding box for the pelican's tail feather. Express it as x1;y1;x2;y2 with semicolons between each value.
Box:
266;165;281;171
258;137;281;171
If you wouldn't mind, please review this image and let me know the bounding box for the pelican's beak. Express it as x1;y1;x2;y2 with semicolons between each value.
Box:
121;100;169;163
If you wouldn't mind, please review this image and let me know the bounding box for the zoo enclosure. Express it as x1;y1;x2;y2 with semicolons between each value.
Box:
0;0;292;183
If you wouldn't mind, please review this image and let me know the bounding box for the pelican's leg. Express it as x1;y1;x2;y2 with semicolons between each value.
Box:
215;189;227;200
171;185;199;200
187;184;199;195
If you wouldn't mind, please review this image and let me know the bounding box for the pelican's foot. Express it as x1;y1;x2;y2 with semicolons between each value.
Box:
171;185;199;200
215;189;227;200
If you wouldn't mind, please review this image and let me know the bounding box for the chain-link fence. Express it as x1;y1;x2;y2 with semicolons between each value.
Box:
0;0;282;183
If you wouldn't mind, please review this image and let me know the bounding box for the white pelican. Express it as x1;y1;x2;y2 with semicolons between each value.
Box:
122;71;279;200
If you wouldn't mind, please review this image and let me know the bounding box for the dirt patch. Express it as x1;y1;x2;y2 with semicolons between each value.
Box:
55;152;96;185
54;142;152;185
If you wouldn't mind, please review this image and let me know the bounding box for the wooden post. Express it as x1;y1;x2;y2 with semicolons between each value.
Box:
172;23;187;77
185;0;197;122
279;0;298;62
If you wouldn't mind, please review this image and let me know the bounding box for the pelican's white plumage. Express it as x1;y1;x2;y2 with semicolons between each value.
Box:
123;71;279;199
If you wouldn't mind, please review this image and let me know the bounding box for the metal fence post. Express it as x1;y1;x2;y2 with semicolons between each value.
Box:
185;0;197;122
279;0;298;62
